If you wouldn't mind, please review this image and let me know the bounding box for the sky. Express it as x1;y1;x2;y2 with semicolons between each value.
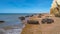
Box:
0;0;53;13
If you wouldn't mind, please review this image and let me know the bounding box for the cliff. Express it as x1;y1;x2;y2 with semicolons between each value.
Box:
50;0;60;16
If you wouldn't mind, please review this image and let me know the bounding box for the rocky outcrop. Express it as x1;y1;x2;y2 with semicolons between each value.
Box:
50;0;60;17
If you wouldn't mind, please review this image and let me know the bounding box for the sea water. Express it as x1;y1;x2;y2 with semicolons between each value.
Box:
0;13;34;34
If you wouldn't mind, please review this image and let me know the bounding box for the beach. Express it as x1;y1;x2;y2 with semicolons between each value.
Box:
21;14;60;34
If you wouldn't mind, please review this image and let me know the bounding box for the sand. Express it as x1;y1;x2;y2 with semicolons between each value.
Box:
21;14;60;34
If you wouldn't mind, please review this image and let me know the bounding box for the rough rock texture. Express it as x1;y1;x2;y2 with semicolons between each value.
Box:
50;0;60;16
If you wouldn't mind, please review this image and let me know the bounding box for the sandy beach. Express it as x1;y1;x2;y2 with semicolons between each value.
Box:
21;14;60;34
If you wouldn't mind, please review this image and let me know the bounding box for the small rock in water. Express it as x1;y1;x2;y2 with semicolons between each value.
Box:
19;16;25;21
0;21;5;23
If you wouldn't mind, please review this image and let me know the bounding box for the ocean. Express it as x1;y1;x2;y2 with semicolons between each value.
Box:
0;13;34;27
0;13;35;34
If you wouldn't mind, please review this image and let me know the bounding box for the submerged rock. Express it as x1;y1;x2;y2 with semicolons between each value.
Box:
0;21;5;24
19;16;25;21
25;16;29;17
29;15;34;17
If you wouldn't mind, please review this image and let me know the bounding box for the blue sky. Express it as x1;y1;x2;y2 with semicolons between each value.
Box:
0;0;53;13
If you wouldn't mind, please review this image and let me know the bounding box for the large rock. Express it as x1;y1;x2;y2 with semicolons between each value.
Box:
50;0;60;16
19;16;25;21
27;20;39;24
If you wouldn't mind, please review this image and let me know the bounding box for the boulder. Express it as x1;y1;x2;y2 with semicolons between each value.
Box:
27;20;39;24
19;16;25;20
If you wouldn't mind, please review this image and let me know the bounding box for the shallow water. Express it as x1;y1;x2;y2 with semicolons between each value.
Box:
0;13;33;27
0;13;34;34
0;13;37;34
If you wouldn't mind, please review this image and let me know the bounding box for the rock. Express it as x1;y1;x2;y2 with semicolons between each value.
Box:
27;20;39;24
19;16;25;21
30;15;34;17
46;19;54;24
0;21;5;23
41;18;54;24
50;0;60;16
41;19;46;24
38;15;42;18
25;15;29;17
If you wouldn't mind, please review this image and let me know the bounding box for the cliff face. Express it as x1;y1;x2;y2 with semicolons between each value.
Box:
50;0;60;15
